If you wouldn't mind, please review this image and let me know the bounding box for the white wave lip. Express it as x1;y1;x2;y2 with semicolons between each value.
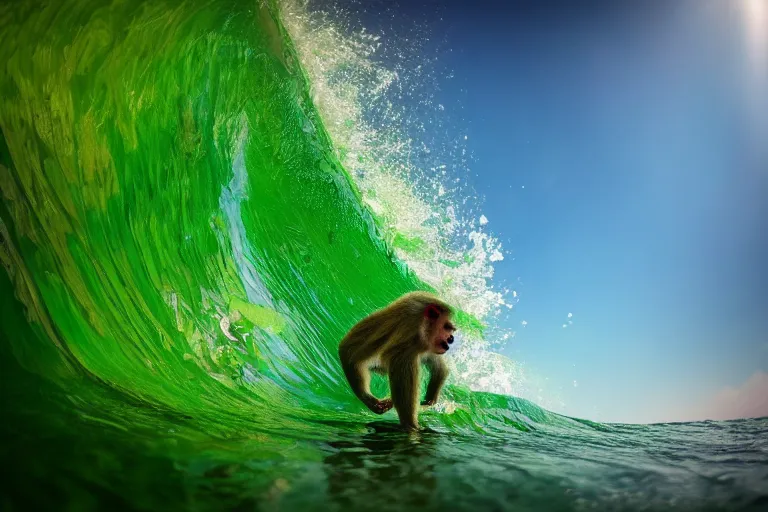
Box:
279;0;532;399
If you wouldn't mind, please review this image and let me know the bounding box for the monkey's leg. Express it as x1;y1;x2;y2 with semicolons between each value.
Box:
422;354;448;406
388;352;421;430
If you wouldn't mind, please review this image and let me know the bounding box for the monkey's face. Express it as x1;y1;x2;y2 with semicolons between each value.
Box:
428;313;456;355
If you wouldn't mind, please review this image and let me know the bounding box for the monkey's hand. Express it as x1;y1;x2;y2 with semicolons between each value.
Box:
421;399;436;407
365;397;393;414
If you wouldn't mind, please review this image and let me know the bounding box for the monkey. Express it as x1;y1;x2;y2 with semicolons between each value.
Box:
338;291;457;431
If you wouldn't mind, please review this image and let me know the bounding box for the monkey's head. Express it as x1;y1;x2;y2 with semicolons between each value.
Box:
424;303;456;355
383;291;456;354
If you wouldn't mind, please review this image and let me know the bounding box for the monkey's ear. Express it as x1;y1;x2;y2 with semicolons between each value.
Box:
424;304;441;320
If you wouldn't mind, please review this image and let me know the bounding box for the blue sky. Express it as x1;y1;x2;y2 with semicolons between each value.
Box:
345;0;768;422
437;0;768;423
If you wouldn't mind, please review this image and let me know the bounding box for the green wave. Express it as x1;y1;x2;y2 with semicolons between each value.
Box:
0;0;592;448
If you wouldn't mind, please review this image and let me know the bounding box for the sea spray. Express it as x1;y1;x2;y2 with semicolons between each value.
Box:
279;0;538;401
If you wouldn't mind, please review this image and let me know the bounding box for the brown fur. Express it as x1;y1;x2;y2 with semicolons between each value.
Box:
338;291;453;430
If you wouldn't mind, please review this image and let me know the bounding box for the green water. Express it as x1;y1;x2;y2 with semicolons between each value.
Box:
1;1;766;510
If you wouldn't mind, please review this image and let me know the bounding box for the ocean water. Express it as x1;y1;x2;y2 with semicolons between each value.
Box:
1;1;766;510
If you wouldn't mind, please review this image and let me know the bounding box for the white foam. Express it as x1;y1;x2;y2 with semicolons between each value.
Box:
279;0;526;398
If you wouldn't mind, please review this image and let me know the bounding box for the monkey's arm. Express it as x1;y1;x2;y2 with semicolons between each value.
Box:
340;358;375;406
422;354;448;406
339;349;392;414
388;351;421;430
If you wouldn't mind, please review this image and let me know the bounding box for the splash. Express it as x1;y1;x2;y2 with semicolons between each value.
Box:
280;0;527;397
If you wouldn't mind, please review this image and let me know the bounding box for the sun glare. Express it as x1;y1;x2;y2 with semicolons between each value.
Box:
743;0;768;73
